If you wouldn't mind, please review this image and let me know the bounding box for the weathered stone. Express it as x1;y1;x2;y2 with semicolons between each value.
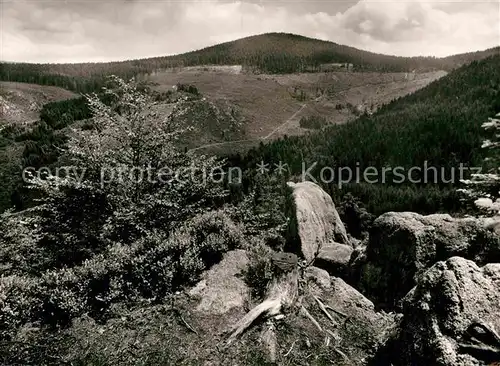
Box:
189;250;250;314
314;277;399;365
304;266;331;291
393;257;500;366
315;243;354;276
357;212;500;309
287;181;349;263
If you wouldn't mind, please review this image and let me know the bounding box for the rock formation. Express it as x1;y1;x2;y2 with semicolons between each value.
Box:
394;257;500;365
357;212;500;309
189;250;250;314
186;184;500;365
287;181;352;275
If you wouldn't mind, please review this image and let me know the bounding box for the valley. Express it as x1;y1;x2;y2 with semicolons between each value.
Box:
1;66;447;154
137;67;447;153
0;28;499;365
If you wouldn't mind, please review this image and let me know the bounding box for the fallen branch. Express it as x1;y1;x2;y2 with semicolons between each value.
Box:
300;305;323;332
313;296;337;326
458;320;500;362
458;343;500;354
326;329;340;344
227;298;282;344
260;323;277;362
324;304;348;318
284;340;297;357
333;347;351;363
173;309;198;335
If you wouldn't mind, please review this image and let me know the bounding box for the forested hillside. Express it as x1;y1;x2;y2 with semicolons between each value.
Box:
1;52;499;215
0;81;245;212
1;33;498;93
229;55;500;215
1;56;500;363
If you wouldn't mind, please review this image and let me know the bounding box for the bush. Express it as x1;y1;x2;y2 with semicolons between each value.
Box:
228;174;291;249
176;83;199;95
15;77;230;270
0;210;244;339
242;239;274;300
337;193;375;239
0;78;248;343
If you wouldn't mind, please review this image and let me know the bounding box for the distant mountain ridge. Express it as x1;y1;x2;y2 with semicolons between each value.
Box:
1;33;498;93
232;54;500;215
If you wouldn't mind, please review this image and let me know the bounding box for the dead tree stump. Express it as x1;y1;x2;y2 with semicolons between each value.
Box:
226;252;299;345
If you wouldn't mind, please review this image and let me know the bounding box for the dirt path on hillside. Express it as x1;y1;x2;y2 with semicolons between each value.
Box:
188;102;309;152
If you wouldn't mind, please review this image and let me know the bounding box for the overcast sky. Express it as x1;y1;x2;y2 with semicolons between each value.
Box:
1;0;499;63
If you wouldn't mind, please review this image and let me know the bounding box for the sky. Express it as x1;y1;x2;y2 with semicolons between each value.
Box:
1;0;499;63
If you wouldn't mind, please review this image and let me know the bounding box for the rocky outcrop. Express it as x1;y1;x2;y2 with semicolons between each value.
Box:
186;247;398;365
287;181;351;274
357;212;500;309
187;207;500;365
188;250;250;314
309;275;399;365
393;257;500;365
304;266;331;291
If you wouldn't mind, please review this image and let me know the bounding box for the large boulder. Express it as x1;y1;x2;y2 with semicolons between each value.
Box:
287;181;350;272
315;243;354;276
357;212;500;309
393;257;500;365
188;250;250;314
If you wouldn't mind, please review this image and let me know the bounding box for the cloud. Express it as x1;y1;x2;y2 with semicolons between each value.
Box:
338;0;499;55
1;0;498;63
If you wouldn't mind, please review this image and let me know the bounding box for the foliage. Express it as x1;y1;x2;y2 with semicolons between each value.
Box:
0;145;24;212
0;209;44;275
242;238;275;300
459;112;500;213
228;55;500;216
299;115;328;130
0;36;499;366
228;173;295;250
169;97;244;148
0;96;93;213
175;83;199;95
14;77;228;269
337;193;375;239
0;78;249;350
39;97;92;129
0;210;244;337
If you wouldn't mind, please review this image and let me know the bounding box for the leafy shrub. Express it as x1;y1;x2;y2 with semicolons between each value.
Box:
0;210;244;339
39;97;92;130
228;174;290;249
0;78;248;345
337;193;375;239
242;239;274;300
15;77;230;270
0;209;44;275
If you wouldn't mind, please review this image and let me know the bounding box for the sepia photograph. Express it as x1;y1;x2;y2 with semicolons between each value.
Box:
1;0;500;364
